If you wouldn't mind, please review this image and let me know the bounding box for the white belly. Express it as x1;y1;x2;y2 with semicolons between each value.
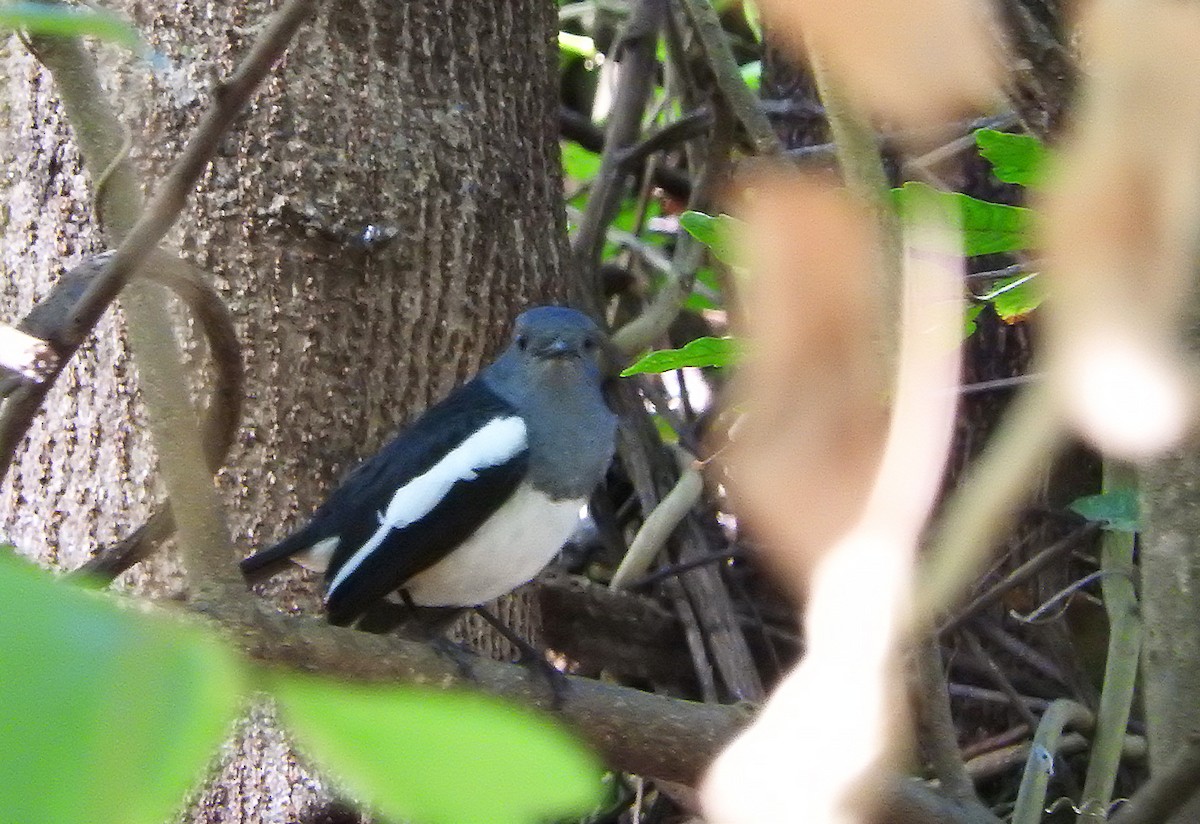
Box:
403;485;585;607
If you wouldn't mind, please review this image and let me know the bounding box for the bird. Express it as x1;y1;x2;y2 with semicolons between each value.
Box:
240;306;617;629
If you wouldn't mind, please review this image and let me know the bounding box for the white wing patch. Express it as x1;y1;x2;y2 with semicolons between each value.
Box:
325;415;528;600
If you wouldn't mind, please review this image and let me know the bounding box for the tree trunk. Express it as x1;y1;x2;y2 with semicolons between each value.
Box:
1141;448;1200;823
0;0;567;820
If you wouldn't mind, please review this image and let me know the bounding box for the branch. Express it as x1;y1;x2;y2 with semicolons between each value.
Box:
570;0;666;311
806;51;903;315
17;0;314;601
560;106;694;201
610;447;703;589
67;254;245;583
197;598;747;782
188;589;1024;824
914;635;996;818
676;0;782;156
938;523;1100;634
915;381;1067;629
61;0;317;345
1011;699;1093;824
1079;462;1142;823
1109;730;1200;824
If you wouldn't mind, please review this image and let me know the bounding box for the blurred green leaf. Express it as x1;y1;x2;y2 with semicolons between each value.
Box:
562;141;602;182
558;31;597;60
0;3;142;51
975;129;1049;188
683;290;718;311
621;336;738;376
963;304;984;338
679;210;744;266
743;0;763;41
274;675;604;824
653;414;679;444
982;273;1042;323
0;552;244;824
1070;491;1140;533
740;60;762;93
682;265;722;311
892;182;1035;256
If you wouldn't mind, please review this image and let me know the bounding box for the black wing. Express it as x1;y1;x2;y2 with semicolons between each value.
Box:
239;378;530;607
315;379;529;625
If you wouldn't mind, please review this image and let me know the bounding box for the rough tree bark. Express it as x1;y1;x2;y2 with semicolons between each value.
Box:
0;0;568;820
1141;450;1200;824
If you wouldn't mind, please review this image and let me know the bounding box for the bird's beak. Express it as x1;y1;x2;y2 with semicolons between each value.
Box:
542;338;575;359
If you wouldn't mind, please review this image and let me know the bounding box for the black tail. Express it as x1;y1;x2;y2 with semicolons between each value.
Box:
240;528;318;583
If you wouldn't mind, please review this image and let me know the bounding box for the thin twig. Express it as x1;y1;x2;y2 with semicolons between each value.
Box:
560;105;693;201
571;0;666;311
610;446;704;588
1078;463;1142;824
961;630;1040;731
615;106;712;173
959;373;1042;397
623;548;742;590
915;379;1067;629
62;0;317;343
916;635;994;814
940;523;1099;634
676;0;782;156
1012;699;1094;824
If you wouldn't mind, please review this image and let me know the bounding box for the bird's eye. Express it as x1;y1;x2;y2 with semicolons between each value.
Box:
582;337;596;351
516;334;529;351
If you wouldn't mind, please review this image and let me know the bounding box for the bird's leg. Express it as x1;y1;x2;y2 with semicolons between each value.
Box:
472;605;570;708
353;596;475;678
396;593;477;678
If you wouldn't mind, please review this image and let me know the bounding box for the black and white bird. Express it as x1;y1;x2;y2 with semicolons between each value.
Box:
240;306;617;628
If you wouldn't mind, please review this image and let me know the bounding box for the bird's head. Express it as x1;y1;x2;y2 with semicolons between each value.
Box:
506;306;607;384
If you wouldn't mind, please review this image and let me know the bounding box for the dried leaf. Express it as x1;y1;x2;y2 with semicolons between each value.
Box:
755;0;1000;125
722;172;889;588
1039;3;1200;457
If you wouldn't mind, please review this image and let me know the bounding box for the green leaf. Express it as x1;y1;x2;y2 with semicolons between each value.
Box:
1070;491;1140;533
679;210;744;266
982;273;1043;323
274;675;604;824
963;304;984;338
975;129;1049;188
621;336;739;376
653;414;679;444
740;60;762;93
0;552;244;824
557;31;597;60
892;182;1035;256
562;141;602;182
743;0;763;41
683;290;718;311
0;3;142;51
